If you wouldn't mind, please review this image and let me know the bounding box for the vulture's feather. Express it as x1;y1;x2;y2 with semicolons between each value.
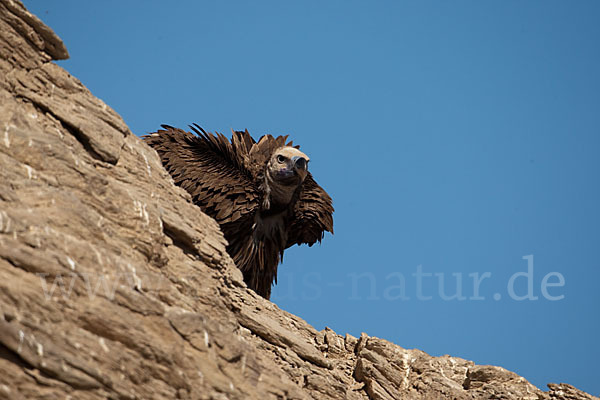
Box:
144;125;333;299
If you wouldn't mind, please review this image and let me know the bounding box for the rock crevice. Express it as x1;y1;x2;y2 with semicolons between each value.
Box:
0;1;597;399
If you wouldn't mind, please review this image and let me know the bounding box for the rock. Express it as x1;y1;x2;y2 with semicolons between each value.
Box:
0;1;597;399
546;383;598;400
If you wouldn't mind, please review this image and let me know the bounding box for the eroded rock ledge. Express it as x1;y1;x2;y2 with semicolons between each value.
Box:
0;1;597;399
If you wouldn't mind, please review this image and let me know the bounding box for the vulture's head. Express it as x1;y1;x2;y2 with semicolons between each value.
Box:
264;146;310;208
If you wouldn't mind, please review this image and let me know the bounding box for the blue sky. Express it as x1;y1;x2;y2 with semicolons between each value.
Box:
26;1;600;395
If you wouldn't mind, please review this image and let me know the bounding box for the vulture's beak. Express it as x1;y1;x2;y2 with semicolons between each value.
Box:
292;156;308;171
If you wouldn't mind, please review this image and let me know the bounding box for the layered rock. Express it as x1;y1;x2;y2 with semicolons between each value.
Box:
0;1;597;399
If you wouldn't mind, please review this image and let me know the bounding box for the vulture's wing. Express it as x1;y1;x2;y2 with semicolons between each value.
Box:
144;125;260;231
286;173;334;248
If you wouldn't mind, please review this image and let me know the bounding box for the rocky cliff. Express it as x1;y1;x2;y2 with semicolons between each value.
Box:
0;1;597;399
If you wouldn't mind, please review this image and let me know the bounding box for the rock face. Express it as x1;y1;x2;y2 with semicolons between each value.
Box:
0;1;597;399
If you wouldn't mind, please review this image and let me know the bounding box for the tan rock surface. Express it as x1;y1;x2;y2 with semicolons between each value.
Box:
0;1;597;399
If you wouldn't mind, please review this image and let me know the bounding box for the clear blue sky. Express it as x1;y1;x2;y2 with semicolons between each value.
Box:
26;1;600;395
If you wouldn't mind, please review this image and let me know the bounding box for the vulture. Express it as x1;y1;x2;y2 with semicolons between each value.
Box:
144;124;334;299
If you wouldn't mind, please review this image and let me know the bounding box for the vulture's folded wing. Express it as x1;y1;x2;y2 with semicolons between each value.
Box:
286;173;334;248
143;125;260;232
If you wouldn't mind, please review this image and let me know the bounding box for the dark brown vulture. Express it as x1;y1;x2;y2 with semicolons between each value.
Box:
144;124;334;299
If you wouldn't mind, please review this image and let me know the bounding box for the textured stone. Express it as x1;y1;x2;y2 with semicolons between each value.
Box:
0;1;598;399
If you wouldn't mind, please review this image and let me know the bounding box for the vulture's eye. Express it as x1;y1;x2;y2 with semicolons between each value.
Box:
277;155;286;163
